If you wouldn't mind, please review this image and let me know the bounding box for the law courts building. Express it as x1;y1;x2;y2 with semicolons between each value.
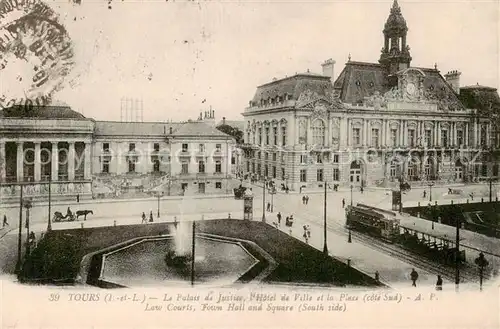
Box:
0;106;236;202
242;0;500;191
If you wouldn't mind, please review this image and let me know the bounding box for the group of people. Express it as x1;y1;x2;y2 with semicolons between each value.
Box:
301;195;310;205
410;268;443;290
141;211;155;223
302;225;311;243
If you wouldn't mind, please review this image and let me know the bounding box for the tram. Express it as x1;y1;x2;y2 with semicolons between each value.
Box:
345;203;400;242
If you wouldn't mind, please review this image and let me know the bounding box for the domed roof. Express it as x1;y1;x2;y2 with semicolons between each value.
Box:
0;105;87;120
384;0;408;32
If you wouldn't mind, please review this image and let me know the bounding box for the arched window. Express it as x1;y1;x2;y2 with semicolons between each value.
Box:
312;119;326;146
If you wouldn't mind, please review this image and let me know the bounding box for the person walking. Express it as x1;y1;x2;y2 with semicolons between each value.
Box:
2;214;8;227
267;202;271;212
307;225;311;238
303;230;309;244
76;194;80;203
423;190;426;198
342;198;345;208
302;196;306;205
277;212;282;226
305;196;309;205
141;212;147;224
436;275;443;291
149;211;154;223
360;186;364;194
410;268;419;287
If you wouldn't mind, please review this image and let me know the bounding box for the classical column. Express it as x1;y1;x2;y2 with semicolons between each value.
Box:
16;142;24;182
0;141;5;183
34;142;41;182
51;142;58;180
306;117;312;145
68;141;75;181
84;142;91;180
464;123;468;147
474;120;478;147
347;119;352;147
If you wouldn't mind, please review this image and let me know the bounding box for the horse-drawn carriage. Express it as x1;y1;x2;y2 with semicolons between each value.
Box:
53;208;93;222
234;185;247;200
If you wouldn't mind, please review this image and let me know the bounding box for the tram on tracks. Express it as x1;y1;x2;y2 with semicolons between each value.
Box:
346;203;466;267
345;203;401;242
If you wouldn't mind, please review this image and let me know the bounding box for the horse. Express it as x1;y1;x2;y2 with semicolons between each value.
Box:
76;210;93;221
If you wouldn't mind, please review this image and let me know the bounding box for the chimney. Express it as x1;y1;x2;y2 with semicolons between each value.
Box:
222;117;226;125
321;58;336;81
444;70;461;94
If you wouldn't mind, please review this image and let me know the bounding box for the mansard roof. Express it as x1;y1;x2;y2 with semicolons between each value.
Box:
459;84;500;115
0;105;87;120
333;61;463;108
170;121;232;139
251;73;333;106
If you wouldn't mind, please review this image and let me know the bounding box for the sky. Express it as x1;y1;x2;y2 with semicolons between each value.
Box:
44;0;500;122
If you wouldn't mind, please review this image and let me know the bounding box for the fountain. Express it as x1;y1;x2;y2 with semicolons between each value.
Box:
165;220;194;270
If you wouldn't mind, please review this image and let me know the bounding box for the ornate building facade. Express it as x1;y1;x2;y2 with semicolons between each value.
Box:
0;106;235;202
242;0;498;191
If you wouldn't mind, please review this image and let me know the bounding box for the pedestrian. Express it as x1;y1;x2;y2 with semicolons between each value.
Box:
174;216;178;229
360;186;364;194
302;196;305;204
307;225;311;238
375;271;380;282
470;192;474;200
303;231;309;243
299;186;302;194
436;275;443;291
149;211;154;223
410;268;419;287
76;194;80;203
423;190;426;198
285;216;289;226
342;198;345;208
141;212;147;224
277;212;282;226
267;202;271;212
2;214;8;227
305;196;309;205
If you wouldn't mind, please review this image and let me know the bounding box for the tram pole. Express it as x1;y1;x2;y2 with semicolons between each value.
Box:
323;183;328;255
262;178;266;222
15;186;23;274
350;185;353;206
190;220;196;286
454;205;460;291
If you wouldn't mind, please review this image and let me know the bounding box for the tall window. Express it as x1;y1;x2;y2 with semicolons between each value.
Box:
265;153;269;160
128;160;135;173
317;169;324;182
129;143;135;151
408;129;415;147
103;143;110;152
215;144;221;152
333;168;340;181
300;169;307;182
425;130;432;148
281;168;285;180
481;126;487;146
353;128;361;146
181;162;189;174
272;153;277;161
316;153;322;164
273;127;278;145
258;128;262;144
281;126;286;146
457;130;464;146
390;160;398;178
333;154;339;163
371;128;380;147
300;154;308;164
199;144;205;153
312;120;326;146
215;161;221;173
390;129;398;147
441;130;448;147
182;143;188;152
272;166;276;178
198;160;205;173
102;161;109;173
265;127;270;145
265;165;269;177
154;143;160;151
247;132;250;144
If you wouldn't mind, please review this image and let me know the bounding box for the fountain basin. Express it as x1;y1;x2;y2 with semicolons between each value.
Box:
96;235;263;287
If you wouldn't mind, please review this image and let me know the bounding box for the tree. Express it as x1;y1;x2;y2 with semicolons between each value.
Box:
217;124;244;144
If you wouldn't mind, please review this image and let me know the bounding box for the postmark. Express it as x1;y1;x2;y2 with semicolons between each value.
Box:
0;0;74;109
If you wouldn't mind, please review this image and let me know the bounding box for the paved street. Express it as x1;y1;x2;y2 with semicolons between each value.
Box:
0;182;497;290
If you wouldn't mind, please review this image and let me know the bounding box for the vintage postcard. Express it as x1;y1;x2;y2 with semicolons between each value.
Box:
0;0;499;327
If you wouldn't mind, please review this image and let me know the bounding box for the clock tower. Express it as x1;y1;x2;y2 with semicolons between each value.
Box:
379;0;412;84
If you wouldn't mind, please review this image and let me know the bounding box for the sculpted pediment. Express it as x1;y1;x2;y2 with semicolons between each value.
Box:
296;89;345;111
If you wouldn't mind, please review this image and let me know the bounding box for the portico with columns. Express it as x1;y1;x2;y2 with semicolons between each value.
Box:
0;107;94;201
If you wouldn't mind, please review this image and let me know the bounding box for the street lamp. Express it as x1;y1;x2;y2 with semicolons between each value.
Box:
428;181;434;202
475;252;489;291
15;185;24;274
156;191;163;219
47;177;52;231
323;183;328;255
350;185;353;206
24;198;33;255
262;177;266;222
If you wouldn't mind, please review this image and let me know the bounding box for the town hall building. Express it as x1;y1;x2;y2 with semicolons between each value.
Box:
242;0;500;191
